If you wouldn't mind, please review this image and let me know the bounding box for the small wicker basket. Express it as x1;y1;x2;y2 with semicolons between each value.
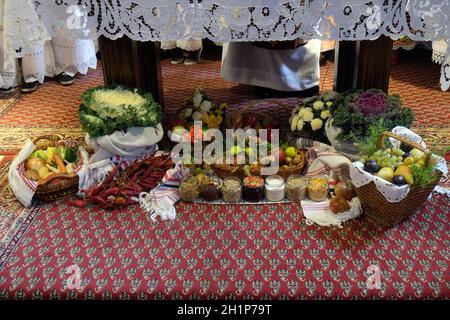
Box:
27;135;79;202
212;164;245;180
225;101;275;129
250;149;307;180
355;131;441;228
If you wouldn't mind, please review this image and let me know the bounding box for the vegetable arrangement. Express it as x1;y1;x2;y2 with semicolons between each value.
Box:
24;146;78;183
79;85;162;138
69;153;173;209
332;89;415;143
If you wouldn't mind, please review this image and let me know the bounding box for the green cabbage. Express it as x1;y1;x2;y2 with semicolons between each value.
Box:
79;85;162;138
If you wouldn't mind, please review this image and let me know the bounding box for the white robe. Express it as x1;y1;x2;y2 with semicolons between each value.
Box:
221;40;321;91
0;0;97;88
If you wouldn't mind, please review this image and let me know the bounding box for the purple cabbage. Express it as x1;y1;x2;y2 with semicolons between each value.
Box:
354;90;388;116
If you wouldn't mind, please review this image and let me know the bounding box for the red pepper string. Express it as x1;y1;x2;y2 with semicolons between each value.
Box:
70;154;174;210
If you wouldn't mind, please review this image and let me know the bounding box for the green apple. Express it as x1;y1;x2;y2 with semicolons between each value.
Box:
230;146;243;156
285;146;297;158
172;125;187;135
410;148;425;160
245;147;256;157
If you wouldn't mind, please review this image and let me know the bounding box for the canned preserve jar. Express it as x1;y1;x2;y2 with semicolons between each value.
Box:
180;176;199;202
221;177;242;203
307;176;329;202
286;175;307;201
242;176;265;202
264;175;285;202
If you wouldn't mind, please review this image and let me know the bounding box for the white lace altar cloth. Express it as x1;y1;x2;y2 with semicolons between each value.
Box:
18;1;450;90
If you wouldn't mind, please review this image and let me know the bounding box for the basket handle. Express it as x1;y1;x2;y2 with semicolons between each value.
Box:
32;134;64;146
377;131;430;165
238;99;288;114
226;99;287;128
38;172;77;185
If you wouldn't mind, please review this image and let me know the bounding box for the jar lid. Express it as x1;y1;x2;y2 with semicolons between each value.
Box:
243;176;264;188
265;175;285;188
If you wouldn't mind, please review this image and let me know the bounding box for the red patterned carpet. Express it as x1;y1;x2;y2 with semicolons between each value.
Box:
0;47;449;300
0;194;448;299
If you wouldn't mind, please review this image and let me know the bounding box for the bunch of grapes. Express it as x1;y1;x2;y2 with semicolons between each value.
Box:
361;147;405;170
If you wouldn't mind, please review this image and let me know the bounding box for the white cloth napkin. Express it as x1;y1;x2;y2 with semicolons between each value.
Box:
301;197;362;227
139;164;189;221
86;124;164;163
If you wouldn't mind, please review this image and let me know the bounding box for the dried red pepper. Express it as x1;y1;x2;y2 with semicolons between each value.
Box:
68;153;173;210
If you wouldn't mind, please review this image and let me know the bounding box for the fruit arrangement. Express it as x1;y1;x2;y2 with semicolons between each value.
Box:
329;180;356;214
249;143;306;179
361;146;426;186
24;146;78;184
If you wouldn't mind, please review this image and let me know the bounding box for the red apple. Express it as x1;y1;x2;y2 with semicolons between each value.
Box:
335;180;356;201
329;196;350;214
274;148;286;165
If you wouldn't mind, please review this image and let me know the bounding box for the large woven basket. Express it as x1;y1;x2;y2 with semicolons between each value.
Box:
355;131;441;228
29;135;79;202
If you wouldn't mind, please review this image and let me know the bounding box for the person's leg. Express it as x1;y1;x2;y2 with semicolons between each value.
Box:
21;41;55;93
0;32;20;92
161;41;184;64
178;39;202;65
254;85;319;99
51;38;97;85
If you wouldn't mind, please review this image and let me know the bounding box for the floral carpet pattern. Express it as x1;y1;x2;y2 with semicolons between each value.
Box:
0;47;448;299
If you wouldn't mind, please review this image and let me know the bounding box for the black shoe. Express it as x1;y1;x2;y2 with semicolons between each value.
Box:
254;85;320;99
21;81;39;93
58;73;75;86
170;48;184;64
184;48;202;65
0;87;14;94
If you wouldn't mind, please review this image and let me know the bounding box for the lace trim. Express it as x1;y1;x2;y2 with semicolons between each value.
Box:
29;0;450;91
54;55;98;76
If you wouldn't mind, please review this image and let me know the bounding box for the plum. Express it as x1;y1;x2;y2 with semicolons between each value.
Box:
363;160;379;174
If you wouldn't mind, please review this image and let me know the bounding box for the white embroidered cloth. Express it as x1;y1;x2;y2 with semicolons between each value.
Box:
25;1;448;89
85;124;164;163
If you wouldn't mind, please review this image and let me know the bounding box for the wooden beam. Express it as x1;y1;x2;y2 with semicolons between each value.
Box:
334;36;393;93
99;36;164;105
333;41;358;92
356;36;393;92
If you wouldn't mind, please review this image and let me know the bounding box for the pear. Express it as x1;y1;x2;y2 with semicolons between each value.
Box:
229;146;243;156
376;167;394;182
394;165;414;185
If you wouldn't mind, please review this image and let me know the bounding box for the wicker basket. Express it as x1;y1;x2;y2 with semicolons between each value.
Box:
28;135;79;202
355;131;441;228
212;164;245;180
225;100;276;130
250;149;307;180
